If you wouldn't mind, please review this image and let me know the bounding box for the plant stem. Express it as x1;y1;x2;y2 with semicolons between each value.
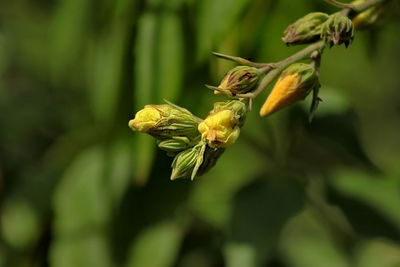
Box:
324;0;354;9
234;0;386;99
211;52;270;68
214;0;386;100
236;40;326;98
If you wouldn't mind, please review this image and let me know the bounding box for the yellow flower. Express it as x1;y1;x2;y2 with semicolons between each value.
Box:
198;110;240;148
128;105;161;132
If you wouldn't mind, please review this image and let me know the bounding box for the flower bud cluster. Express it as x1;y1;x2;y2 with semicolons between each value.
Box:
128;0;392;183
282;12;354;47
129;100;248;180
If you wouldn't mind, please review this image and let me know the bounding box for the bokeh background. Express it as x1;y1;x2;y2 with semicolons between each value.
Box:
1;0;400;266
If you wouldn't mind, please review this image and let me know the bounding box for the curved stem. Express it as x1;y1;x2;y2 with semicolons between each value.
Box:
214;0;386;100
237;40;326;98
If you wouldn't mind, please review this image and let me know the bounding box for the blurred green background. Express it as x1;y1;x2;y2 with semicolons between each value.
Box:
1;0;400;266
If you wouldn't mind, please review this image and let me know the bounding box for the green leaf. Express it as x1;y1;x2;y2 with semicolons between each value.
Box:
52;146;110;236
50;232;113;267
355;239;400;267
88;17;131;122
212;0;252;44
331;169;400;230
125;221;184;267
224;242;257;267
188;141;265;229
156;11;184;103
1;199;40;249
134;11;158;109
279;209;350;267
229;177;304;265
108;138;133;206
132;12;159;184
196;0;251;61
132;134;157;185
49;0;91;80
50;146;113;267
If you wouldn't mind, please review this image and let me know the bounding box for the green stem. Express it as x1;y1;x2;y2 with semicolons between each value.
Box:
324;0;354;9
211;52;271;68
214;0;386;100
236;40;326;98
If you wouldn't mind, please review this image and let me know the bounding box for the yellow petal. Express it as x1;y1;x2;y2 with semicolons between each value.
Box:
128;106;162;132
198;110;239;148
259;73;307;117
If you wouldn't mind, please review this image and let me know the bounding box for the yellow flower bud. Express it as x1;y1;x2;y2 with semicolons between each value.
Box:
198;110;240;148
260;74;302;117
260;63;318;117
351;0;394;30
128;103;200;141
128;105;162;132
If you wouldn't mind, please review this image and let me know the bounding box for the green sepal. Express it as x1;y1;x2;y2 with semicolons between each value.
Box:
282;12;329;45
321;13;354;47
210;100;248;127
218;66;261;95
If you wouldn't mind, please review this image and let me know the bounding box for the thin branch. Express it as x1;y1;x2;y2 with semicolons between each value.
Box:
215;0;386;100
324;0;354;9
236;40;326;98
211;52;270;68
204;85;231;95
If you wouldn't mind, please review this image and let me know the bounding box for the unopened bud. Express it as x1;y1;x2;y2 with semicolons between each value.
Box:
351;0;394;30
282;12;329;45
170;142;225;180
157;137;194;154
211;100;248;126
321;13;354;47
170;144;203;180
260;63;318;117
215;66;260;96
128;103;200;140
198;100;247;148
